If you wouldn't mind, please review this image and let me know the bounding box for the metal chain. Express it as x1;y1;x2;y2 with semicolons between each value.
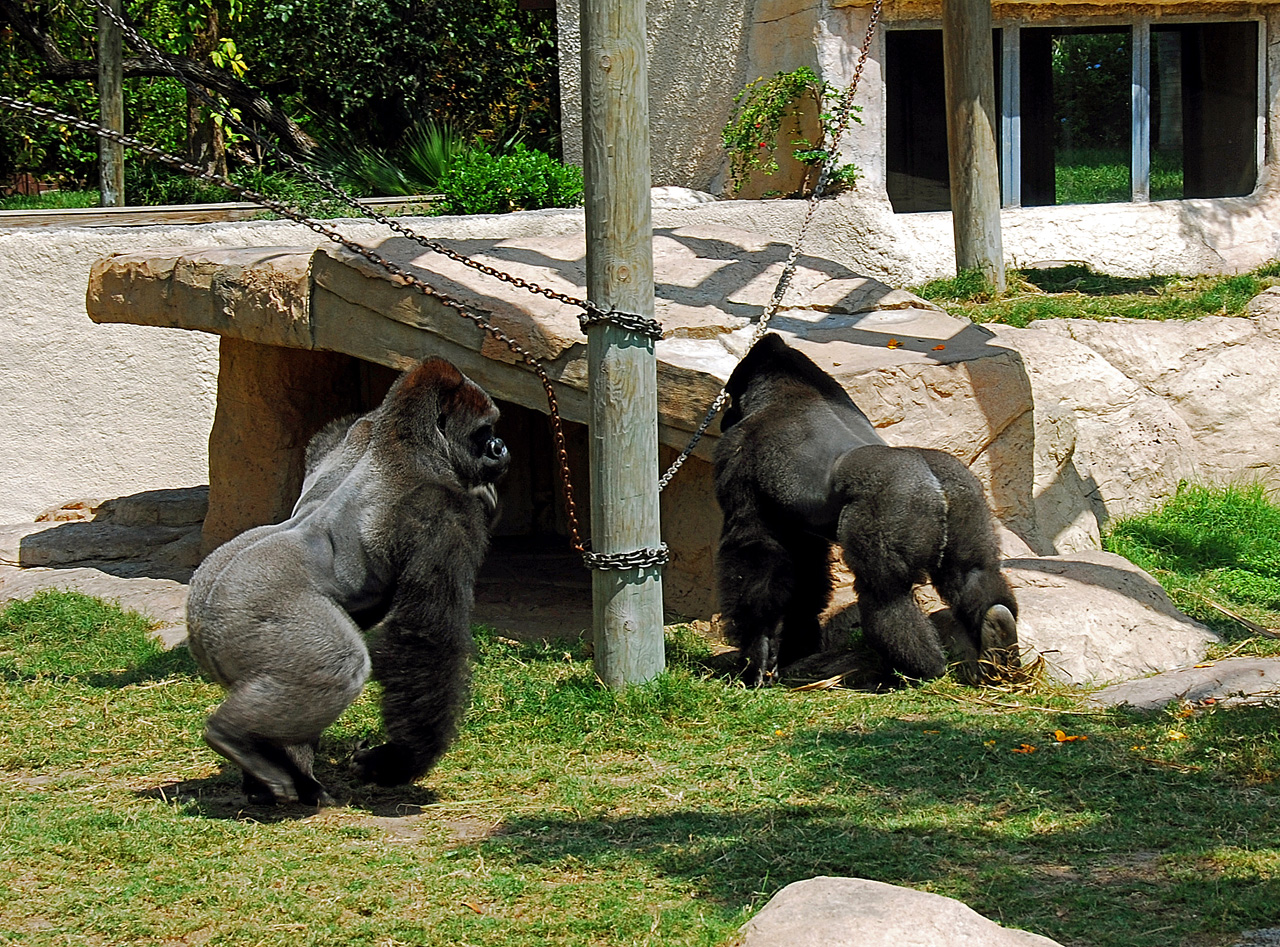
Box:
83;0;664;342
583;544;670;570
656;0;883;492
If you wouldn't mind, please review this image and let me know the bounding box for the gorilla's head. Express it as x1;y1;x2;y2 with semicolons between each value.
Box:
386;358;510;488
720;333;856;433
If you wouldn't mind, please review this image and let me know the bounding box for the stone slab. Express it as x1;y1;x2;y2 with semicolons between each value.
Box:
89;246;315;348
1086;657;1280;710
85;225;1051;617
1002;550;1218;686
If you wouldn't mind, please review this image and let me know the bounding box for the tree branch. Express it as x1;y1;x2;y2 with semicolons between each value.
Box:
0;0;315;156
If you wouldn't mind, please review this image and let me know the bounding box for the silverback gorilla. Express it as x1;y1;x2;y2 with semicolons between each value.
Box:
713;333;1018;686
187;357;510;805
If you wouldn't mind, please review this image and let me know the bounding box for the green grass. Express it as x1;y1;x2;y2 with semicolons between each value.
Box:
5;588;1280;946
915;263;1276;328
1055;148;1130;205
1104;482;1280;649
1052;149;1184;205
0;189;101;211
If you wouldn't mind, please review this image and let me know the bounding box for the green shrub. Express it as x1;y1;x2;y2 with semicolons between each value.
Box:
721;66;861;197
125;163;229;206
319;120;475;197
433;144;583;215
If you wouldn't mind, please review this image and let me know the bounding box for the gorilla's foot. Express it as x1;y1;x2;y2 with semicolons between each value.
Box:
353;741;420;787
204;720;299;804
980;604;1019;668
242;769;333;807
743;633;780;687
296;782;336;808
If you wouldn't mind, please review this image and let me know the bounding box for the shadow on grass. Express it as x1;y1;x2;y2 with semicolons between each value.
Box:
471;712;1280;945
140;754;445;823
85;646;201;687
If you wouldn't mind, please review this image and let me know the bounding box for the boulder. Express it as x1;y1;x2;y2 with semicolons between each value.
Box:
737;876;1063;947
1086;657;1280;710
988;324;1201;540
1028;302;1280;490
1003;550;1218;686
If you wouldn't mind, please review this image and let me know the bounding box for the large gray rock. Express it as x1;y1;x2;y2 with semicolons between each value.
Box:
1028;303;1280;491
989;323;1201;543
737;877;1063;947
0;487;210;648
1005;550;1218;686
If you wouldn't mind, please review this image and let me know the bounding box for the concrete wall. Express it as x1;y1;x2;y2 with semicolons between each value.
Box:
0;221;293;524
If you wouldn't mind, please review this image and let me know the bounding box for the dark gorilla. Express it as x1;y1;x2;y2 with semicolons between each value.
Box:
713;333;1018;686
187;357;510;805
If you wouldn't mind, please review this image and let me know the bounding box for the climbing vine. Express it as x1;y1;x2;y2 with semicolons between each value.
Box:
720;66;861;197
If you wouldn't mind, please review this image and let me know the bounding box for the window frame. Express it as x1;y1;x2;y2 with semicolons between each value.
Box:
882;14;1267;210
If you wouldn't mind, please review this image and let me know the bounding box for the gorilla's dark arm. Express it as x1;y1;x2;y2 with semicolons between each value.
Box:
353;491;489;786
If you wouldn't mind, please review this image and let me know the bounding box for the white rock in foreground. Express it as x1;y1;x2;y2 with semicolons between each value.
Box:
737;876;1063;947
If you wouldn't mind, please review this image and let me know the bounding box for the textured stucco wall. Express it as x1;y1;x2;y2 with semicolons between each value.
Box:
558;0;755;193
0;220;315;523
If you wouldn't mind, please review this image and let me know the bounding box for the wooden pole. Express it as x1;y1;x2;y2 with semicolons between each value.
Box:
942;0;1004;292
97;0;125;207
580;0;666;687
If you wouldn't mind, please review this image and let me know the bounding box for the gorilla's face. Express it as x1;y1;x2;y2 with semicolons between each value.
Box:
463;414;510;485
388;358;511;489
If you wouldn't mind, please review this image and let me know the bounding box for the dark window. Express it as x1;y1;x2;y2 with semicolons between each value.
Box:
886;30;951;213
1153;22;1258;199
1020;28;1131;206
884;20;1259;212
885;30;1001;213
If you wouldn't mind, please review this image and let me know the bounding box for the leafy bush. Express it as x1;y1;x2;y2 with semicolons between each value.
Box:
125;163;230;206
319;120;475;196
433;144;583;215
122;163;350;218
720;66;861;197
